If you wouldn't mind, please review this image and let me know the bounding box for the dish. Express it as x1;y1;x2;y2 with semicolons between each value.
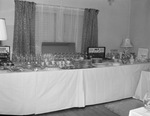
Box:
42;67;61;71
112;62;120;66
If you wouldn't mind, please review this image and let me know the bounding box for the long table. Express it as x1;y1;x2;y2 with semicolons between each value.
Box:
0;63;149;115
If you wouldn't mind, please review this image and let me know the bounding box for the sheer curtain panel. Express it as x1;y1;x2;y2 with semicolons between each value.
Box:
35;5;84;54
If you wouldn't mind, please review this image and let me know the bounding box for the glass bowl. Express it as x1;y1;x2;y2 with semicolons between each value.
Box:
143;92;150;111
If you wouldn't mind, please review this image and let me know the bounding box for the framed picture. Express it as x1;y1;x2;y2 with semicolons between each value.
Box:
87;47;106;59
0;46;10;54
137;48;149;61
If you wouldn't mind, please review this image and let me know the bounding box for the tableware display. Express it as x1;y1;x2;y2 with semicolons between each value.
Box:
143;92;150;111
81;59;93;68
92;58;102;64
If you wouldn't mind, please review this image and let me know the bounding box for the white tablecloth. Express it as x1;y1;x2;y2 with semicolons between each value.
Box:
134;71;150;101
35;70;84;114
0;63;149;115
83;63;150;105
0;72;36;115
129;107;150;116
0;70;84;115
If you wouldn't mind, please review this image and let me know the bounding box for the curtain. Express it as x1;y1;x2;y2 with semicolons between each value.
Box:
81;8;99;53
35;5;84;54
13;0;36;57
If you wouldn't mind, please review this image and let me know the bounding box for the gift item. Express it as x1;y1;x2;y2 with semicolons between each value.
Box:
143;92;150;111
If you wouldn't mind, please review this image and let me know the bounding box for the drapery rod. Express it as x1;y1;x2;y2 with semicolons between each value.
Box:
36;2;85;11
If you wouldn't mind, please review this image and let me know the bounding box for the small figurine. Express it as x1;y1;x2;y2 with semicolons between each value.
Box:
130;54;134;64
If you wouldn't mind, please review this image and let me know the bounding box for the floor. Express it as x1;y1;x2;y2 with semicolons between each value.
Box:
36;104;119;116
1;98;142;116
35;98;143;116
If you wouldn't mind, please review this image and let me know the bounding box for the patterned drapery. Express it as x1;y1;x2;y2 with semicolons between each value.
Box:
13;0;36;57
81;8;99;53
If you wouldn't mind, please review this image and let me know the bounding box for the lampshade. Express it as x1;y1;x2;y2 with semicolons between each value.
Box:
120;38;133;48
0;18;7;41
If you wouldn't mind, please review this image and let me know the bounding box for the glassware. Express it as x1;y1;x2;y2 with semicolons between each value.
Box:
143;92;150;111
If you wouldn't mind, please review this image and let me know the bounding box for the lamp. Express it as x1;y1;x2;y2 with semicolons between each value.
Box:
120;38;133;48
0;18;7;45
120;38;133;53
120;37;133;56
120;38;133;64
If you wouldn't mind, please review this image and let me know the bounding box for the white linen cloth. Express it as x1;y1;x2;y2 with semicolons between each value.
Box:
0;72;36;115
0;70;84;115
83;63;150;105
35;69;84;114
134;71;150;101
129;107;150;116
0;63;149;115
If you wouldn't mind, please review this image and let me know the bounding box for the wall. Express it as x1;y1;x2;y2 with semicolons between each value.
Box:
0;0;131;54
130;0;150;56
0;0;14;54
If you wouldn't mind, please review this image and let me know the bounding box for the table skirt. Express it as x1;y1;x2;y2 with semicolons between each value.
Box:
0;63;149;115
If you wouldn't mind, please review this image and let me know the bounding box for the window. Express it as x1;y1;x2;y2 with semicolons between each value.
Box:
35;5;84;54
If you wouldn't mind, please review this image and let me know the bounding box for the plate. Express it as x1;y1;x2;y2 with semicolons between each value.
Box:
112;62;120;66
